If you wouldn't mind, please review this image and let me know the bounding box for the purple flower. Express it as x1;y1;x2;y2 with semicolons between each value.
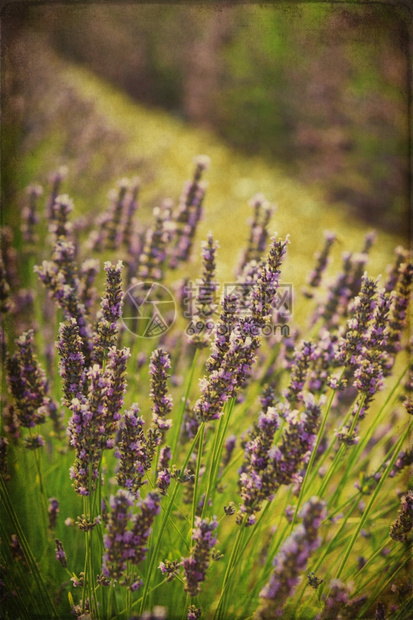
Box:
48;497;60;529
181;516;218;597
188;233;219;348
49;194;74;240
6;330;51;428
317;579;367;619
35;239;92;362
21;184;42;245
55;538;67;568
149;348;173;436
257;497;326;619
56;319;86;408
138;201;173;281
104;347;130;446
92;261;124;365
169;156;209;269
390;490;413;542
283;340;317;405
116;404;160;496
237;193;274;274
303;231;336;299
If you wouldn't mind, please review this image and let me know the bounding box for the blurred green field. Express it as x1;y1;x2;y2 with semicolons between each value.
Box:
7;39;405;300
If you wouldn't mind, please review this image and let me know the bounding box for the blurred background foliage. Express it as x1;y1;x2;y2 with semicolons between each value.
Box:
2;1;410;237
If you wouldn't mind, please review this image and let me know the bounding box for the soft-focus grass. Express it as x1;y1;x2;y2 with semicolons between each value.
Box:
14;43;404;292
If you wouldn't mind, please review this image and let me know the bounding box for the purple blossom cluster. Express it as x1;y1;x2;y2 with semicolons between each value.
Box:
35;238;92;361
239;393;322;520
188;232;219;348
390;490;413;543
88;177;140;252
238;193;274;274
336;273;379;368
56;318;86;408
194;235;289;422
102;489;160;589
116;404;159;496
21;184;42;245
283;340;317;405
317;579;367;619
67;347;129;495
257;497;326;619
149;348;173;436
6;330;55;431
169;156;209;269
55;538;67;568
182;516;218;597
302;231;336;299
138;201;173;281
93;261;124;365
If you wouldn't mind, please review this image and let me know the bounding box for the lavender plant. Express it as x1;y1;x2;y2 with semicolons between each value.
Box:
0;156;411;620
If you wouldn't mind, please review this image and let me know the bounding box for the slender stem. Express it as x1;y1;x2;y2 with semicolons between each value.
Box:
335;421;412;580
0;476;58;618
139;424;204;614
289;380;340;533
192;422;205;529
170;348;200;461
213;522;246;620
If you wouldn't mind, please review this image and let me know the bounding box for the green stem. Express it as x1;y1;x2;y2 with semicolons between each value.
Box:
355;549;409;619
213;522;246;620
335;420;412;580
170;348;200;462
0;476;58;618
202;398;235;519
289;380;340;533
192;422;205;529
139;424;204;614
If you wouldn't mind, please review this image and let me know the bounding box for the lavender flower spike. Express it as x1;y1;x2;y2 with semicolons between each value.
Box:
93;260;124;365
104;346;130;448
256;497;326;619
55;538;67;568
182;516;218;597
56;318;86;408
149;348;173;436
6;330;50;428
116;404;159;495
390;490;413;543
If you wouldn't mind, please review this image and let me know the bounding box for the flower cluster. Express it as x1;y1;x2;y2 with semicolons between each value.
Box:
55;538;67;568
256;497;326;619
138;201;173;281
182;516;218;597
149;348;173;436
169;156;209;269
303;231;336;299
188;233;219;348
116;404;160;496
238;193;274;274
390;490;413;543
93;261;124;365
317;579;367;619
194;235;289;422
56;318;86;407
239;393;322;520
102;490;160;589
21;184;42;245
6;330;53;430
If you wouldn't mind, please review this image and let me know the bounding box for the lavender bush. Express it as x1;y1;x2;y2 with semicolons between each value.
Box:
0;156;411;619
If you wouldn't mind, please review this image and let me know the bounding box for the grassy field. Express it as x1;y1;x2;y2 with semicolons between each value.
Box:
1;38;411;620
